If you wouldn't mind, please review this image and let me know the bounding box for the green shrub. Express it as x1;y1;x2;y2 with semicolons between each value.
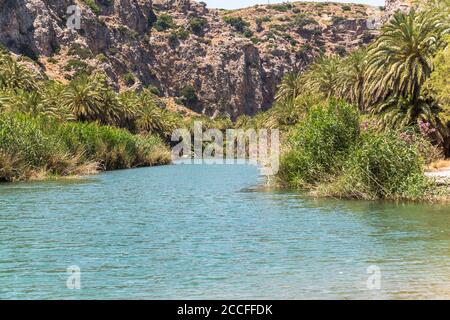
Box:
96;53;108;63
180;85;198;106
147;85;162;96
342;5;352;12
66;60;94;79
82;0;100;15
108;47;118;56
223;16;249;33
320;130;431;200
155;14;175;31
177;29;190;40
169;29;190;42
258;16;272;23
0;114;64;169
291;14;318;28
271;3;293;12
64;59;93;78
68;43;93;59
276;101;433;200
123;72;135;86
243;29;253;38
189;17;208;35
250;37;260;44
58;121;169;169
332;16;346;24
277;101;360;187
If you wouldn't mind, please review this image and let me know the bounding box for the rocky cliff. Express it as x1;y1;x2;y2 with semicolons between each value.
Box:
385;0;414;20
0;0;380;118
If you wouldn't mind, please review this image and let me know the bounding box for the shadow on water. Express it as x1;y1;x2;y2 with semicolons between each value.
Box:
0;177;98;196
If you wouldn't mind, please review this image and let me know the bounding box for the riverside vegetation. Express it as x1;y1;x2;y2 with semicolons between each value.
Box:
0;48;233;182
1;1;450;203
237;2;450;201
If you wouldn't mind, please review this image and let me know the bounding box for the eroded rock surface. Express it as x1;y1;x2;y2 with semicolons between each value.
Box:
0;0;381;118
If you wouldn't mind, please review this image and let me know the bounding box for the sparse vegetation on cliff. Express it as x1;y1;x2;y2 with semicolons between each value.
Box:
0;0;378;118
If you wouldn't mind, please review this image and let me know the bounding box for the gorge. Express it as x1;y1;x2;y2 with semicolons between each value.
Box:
0;0;395;118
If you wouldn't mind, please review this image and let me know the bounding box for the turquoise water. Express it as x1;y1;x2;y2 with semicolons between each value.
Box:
0;164;449;299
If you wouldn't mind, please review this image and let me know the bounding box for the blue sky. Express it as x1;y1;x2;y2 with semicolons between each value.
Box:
202;0;385;9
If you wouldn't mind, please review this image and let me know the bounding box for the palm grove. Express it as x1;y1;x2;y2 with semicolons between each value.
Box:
1;2;449;201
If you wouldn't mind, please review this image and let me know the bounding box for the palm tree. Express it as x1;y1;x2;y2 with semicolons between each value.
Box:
374;96;445;129
336;49;367;111
366;10;449;105
365;9;449;133
275;73;303;106
137;105;178;138
303;55;341;98
8;89;43;115
89;73;122;125
0;54;39;92
117;90;140;128
40;81;74;121
135;91;179;138
61;75;102;122
98;88;122;125
235;115;252;129
0;89;12;112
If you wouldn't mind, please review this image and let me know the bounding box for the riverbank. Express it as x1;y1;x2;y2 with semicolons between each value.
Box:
425;166;450;201
425;161;450;185
273;100;448;202
0;113;171;182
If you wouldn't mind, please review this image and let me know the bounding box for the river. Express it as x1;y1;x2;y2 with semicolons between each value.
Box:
0;164;449;299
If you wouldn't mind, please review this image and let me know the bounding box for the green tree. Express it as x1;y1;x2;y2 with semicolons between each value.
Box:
180;85;198;106
155;14;175;31
366;10;448;103
275;73;303;107
303;55;341;98
426;35;450;123
223;16;249;33
336;49;367;110
0;53;39;92
40;81;73;121
93;74;122;125
61;75;102;122
189;17;207;35
117;90;140;128
365;9;449;136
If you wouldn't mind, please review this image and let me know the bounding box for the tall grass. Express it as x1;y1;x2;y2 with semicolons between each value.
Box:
276;101;435;201
318;130;432;200
277;100;360;188
0;113;171;182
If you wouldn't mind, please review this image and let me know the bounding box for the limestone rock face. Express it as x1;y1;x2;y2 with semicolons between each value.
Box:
385;0;414;20
0;0;379;118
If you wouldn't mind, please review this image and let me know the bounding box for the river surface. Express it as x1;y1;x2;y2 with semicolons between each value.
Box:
0;164;449;299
